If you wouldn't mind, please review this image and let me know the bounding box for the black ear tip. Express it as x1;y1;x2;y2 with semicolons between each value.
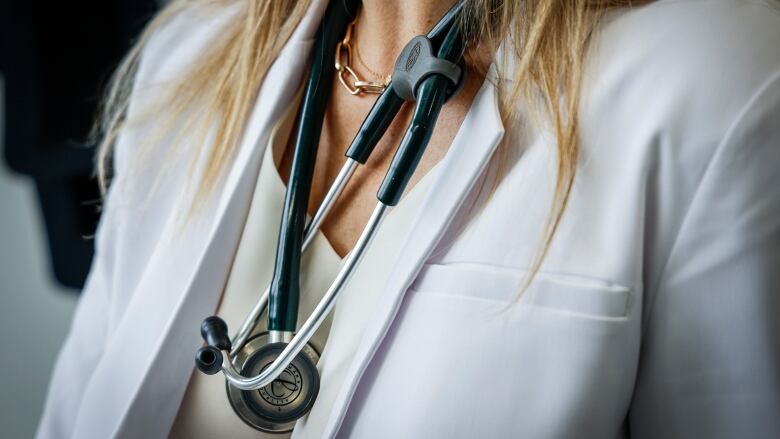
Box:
200;316;228;338
200;316;232;351
195;345;223;375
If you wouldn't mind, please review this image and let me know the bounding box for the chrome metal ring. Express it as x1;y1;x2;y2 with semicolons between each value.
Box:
226;333;321;433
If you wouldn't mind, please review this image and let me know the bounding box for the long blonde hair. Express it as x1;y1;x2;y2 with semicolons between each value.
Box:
95;0;648;282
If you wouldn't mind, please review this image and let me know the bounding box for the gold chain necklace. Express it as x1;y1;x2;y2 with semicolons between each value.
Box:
354;42;392;84
335;18;391;95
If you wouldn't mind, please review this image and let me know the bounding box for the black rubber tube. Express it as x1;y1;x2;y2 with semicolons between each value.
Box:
376;15;465;206
268;0;360;332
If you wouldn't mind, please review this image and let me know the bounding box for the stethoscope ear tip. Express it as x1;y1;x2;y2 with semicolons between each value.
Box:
200;316;232;351
195;345;223;375
197;315;231;375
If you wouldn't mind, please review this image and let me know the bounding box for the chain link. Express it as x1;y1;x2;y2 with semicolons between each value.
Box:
334;19;390;95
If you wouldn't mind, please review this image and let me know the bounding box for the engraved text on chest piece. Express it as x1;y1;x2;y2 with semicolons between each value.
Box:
258;363;303;407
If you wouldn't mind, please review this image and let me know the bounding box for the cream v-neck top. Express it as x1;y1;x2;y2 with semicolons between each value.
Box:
170;99;440;438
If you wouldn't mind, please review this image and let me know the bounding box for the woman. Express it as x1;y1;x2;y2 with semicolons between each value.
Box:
38;0;780;437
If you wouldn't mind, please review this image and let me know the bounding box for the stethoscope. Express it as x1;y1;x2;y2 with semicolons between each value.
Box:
194;0;465;432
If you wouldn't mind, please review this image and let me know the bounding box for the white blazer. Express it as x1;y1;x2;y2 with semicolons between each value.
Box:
37;0;780;438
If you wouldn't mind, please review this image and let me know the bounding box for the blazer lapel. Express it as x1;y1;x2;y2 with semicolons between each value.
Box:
323;73;505;438
72;1;330;438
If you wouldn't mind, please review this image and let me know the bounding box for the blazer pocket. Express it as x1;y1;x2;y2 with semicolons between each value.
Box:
409;262;632;319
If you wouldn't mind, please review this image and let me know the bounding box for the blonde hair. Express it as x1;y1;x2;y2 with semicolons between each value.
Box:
95;0;649;284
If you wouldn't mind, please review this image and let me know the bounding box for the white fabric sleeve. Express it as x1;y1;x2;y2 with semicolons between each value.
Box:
630;70;780;438
35;179;121;439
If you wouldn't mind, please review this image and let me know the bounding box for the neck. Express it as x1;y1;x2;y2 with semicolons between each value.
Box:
353;0;457;78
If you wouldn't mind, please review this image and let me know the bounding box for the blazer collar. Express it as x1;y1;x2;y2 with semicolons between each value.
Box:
323;71;505;437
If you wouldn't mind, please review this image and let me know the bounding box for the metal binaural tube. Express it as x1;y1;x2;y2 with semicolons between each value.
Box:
223;203;389;390
302;158;358;249
230;159;358;357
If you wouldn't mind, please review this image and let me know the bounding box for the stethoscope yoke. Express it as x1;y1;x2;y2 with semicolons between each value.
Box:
195;0;466;432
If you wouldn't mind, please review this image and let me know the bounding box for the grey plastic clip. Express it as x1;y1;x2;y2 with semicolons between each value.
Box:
391;35;462;101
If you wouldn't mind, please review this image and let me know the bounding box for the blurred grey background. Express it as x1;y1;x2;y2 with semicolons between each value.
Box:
0;1;158;436
0;75;78;438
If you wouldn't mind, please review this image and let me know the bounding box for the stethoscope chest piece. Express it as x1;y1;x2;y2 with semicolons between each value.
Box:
227;333;321;433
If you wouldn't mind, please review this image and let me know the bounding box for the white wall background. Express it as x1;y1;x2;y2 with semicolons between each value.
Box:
0;76;78;438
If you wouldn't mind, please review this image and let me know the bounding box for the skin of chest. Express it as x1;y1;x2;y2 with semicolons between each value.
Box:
278;62;487;257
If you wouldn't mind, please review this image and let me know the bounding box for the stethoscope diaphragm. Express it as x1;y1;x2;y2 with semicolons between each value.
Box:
226;332;321;433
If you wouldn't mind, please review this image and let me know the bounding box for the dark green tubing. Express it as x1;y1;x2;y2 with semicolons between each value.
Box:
376;14;466;206
268;0;360;333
